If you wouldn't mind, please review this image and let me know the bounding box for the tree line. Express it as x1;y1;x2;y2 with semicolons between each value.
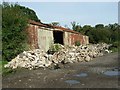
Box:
71;21;120;51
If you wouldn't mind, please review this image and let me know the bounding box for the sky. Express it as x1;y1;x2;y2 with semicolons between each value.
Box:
18;2;118;28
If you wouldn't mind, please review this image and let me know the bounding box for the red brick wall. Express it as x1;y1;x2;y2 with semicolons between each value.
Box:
69;33;85;45
26;24;38;49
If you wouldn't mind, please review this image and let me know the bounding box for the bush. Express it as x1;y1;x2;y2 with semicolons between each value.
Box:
48;44;62;54
2;3;28;61
112;41;119;48
75;41;81;46
109;41;120;52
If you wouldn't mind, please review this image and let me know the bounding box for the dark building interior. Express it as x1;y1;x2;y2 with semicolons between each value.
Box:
53;31;64;45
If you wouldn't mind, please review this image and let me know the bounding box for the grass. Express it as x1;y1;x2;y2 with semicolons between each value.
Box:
1;59;29;76
0;60;16;76
109;47;120;53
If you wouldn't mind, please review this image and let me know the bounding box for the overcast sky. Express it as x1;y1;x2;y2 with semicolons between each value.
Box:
18;2;118;28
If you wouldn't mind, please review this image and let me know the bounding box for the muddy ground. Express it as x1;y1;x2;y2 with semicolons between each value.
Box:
2;52;120;89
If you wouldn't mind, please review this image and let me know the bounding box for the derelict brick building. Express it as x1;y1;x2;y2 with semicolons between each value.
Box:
26;20;89;51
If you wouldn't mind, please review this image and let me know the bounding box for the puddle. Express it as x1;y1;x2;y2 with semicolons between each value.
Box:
65;80;80;85
74;73;88;77
103;71;120;76
103;67;120;76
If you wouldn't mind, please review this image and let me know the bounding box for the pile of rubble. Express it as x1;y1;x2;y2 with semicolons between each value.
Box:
4;43;112;70
52;43;111;63
4;49;53;70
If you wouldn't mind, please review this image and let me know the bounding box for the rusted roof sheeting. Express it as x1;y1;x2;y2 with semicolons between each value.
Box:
29;20;53;28
29;20;81;34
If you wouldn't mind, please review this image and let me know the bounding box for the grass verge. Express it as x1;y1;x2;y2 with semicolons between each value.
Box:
0;60;16;76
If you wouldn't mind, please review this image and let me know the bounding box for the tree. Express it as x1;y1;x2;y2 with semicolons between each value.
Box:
2;3;29;61
71;21;81;32
81;25;93;35
50;22;60;26
18;5;41;22
95;24;104;29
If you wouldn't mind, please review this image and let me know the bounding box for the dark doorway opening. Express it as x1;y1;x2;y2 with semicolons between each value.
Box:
53;31;64;45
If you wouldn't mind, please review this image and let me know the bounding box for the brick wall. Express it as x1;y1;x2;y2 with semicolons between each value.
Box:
26;23;89;51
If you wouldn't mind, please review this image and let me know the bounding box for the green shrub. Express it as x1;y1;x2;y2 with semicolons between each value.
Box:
75;41;81;46
2;3;28;61
2;2;40;61
112;41;119;48
109;41;120;52
48;43;62;54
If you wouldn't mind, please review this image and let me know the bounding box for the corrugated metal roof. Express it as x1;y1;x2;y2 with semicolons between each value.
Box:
29;20;81;34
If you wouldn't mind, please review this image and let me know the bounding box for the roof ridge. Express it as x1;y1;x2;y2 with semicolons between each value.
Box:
28;20;82;34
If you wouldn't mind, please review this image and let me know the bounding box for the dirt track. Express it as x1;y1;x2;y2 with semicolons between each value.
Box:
2;52;119;88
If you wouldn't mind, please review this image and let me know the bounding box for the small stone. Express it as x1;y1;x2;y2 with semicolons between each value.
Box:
29;86;32;88
61;78;63;80
19;80;21;82
14;82;17;85
85;56;91;62
28;79;31;81
82;83;85;85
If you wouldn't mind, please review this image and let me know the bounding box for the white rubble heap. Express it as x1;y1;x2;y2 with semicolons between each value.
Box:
4;43;112;70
